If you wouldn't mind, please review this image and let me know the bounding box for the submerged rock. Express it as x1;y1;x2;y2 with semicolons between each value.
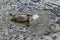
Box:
31;0;40;3
56;19;60;24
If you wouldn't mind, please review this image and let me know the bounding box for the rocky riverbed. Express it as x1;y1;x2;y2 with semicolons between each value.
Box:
0;0;60;40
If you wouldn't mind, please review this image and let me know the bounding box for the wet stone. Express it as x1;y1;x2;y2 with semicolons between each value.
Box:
56;19;60;24
52;36;56;40
31;0;40;3
43;31;51;35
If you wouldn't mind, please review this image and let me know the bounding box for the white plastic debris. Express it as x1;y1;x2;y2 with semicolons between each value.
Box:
32;14;39;20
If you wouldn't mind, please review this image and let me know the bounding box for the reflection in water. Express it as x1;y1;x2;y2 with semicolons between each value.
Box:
10;18;30;26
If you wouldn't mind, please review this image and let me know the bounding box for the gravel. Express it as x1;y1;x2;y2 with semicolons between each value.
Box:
0;0;60;40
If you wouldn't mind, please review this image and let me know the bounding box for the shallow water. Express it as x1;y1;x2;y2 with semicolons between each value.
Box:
0;0;60;40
